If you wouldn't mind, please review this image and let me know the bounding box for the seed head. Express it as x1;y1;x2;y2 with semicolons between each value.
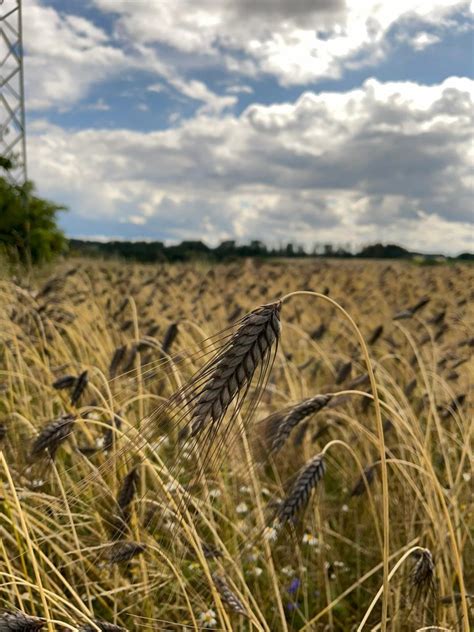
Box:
105;541;145;565
270;394;332;453
71;370;88;406
79;621;127;632
212;573;248;617
277;453;325;524
190;302;281;437
0;611;45;631
30;414;75;461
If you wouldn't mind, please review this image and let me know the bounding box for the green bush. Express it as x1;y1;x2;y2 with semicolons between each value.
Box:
0;173;67;264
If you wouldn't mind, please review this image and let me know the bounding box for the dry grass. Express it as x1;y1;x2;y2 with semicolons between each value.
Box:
0;257;472;631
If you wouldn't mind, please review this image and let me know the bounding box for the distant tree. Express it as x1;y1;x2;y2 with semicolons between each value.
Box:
357;243;411;259
215;240;236;257
0;169;67;264
285;243;294;257
324;243;334;256
250;240;267;255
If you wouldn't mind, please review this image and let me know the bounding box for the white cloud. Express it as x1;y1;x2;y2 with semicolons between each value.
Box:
86;98;111;111
226;85;254;95
27;77;473;253
408;31;442;50
21;0;471;117
23;0;128;110
91;0;470;84
164;78;237;114
23;0;233;113
147;76;237;114
147;84;166;94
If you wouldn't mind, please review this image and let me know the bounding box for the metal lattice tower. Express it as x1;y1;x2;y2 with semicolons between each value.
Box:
0;0;27;185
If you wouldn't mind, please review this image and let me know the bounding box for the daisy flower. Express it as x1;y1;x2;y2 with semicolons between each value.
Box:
302;533;319;546
281;565;295;577
199;609;217;628
263;526;278;542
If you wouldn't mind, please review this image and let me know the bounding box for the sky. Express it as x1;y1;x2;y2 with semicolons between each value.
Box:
16;1;474;252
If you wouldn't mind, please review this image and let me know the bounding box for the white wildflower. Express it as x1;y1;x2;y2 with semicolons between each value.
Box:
246;546;259;562
199;609;217;628
302;533;319;546
263;526;278;542
165;480;179;492
94;435;105;449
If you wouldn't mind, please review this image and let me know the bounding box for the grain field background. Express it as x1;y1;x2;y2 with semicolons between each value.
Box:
0;258;472;631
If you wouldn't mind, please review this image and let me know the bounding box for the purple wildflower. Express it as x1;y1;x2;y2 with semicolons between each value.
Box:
288;577;301;594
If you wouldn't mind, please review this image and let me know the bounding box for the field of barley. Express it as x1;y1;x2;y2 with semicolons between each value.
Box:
0;258;472;631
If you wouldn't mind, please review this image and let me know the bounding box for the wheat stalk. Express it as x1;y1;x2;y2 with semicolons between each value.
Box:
52;375;76;390
104;541;145;565
116;466;140;511
71;370;88;406
410;548;436;603
368;324;383;345
212;573;249;618
276;453;325;524
30;414;75;461
79;622;126;632
350;464;376;497
190;301;281;437
269;394;332;453
109;345;127;379
162;322;178;354
335;360;352;384
0;611;45;631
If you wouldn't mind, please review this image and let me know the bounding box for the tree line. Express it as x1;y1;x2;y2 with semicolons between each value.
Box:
69;238;435;262
69;238;473;263
1;161;471;266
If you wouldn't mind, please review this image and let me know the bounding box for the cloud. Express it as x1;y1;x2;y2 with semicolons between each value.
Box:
23;0;233;113
28;77;473;253
226;85;254;95
86;98;111;111
91;0;470;84
160;78;237;114
22;0;471;118
23;0;128;110
147;77;237;114
407;31;442;50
